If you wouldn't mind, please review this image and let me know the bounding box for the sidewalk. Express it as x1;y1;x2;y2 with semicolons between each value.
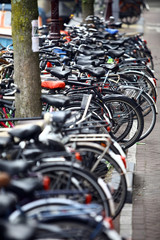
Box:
117;2;160;240
68;3;160;239
132;4;160;240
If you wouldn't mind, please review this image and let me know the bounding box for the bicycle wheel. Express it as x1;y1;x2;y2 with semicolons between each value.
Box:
119;71;157;102
9;201;116;240
32;161;112;218
103;94;144;149
138;93;157;140
99;73;136;91
62;93;112;133
118;86;157;141
68;143;127;218
35;218;112;240
119;1;141;25
143;52;154;71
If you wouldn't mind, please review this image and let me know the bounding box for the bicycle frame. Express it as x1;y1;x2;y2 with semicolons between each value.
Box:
0;107;14;128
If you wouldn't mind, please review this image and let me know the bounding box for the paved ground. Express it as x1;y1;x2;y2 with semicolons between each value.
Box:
132;3;160;240
68;2;160;239
117;1;160;240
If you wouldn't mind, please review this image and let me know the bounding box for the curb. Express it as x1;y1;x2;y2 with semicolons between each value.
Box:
119;144;137;239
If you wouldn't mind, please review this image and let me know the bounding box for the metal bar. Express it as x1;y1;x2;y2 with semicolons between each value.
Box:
0;116;42;122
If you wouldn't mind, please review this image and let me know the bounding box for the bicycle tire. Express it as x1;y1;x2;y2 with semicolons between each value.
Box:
38;217;121;240
63;92;144;148
118;86;157;141
119;71;157;102
10;204;116;240
35;218;112;240
62;93;112;132
32;161;112;218
103;94;144;149
67;143;127;218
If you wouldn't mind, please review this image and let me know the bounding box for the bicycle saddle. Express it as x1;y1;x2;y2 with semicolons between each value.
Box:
103;44;119;50
79;49;104;57
84;66;106;77
76;55;96;61
105;28;119;35
49;110;72;124
8;125;42;141
76;59;100;67
110;39;126;45
41;94;70;108
107;49;125;58
41;80;65;90
6;177;43;198
46;66;71;79
0;159;32;176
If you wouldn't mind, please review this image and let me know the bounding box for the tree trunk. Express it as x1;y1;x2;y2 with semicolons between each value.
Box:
11;0;41;118
82;0;95;23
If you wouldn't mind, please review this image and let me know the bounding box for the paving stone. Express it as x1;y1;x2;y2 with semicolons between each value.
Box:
131;4;160;239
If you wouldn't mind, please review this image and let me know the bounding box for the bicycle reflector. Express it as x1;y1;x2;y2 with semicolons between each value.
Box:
153;78;157;86
101;142;106;147
43;176;50;190
106;126;111;132
121;155;127;169
75;152;82;161
104;217;114;229
147;57;150;63
153;96;156;103
47;61;52;67
85;194;92;204
143;40;147;45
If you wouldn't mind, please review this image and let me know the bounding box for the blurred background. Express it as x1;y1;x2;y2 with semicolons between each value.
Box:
0;0;157;47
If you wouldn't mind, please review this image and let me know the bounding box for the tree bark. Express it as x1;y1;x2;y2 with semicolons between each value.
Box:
11;0;41;118
82;0;95;23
